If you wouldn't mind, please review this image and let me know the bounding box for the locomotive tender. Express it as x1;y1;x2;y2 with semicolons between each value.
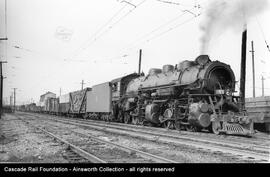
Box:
22;55;254;136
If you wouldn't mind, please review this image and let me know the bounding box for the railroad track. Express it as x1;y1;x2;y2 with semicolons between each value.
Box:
19;112;270;162
27;112;270;143
23;112;269;151
16;115;178;163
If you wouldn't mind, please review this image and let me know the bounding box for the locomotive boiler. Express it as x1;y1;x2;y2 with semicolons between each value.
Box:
121;55;254;135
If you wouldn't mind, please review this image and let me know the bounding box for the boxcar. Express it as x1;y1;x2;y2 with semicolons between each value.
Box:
46;97;59;115
69;88;91;117
59;93;70;116
45;98;54;113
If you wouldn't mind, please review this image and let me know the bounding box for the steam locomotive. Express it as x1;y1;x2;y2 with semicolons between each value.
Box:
21;55;254;136
117;55;254;135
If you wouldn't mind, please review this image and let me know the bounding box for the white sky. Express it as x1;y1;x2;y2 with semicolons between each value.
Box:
0;0;270;105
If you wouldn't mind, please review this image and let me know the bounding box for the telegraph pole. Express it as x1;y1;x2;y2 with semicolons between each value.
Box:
1;0;8;117
10;94;12;107
80;80;85;90
0;37;8;119
138;49;142;75
249;41;255;98
261;76;265;97
0;60;8;119
60;87;62;96
12;88;17;112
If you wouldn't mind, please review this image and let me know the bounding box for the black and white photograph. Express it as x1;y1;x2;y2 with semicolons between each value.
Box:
0;0;269;175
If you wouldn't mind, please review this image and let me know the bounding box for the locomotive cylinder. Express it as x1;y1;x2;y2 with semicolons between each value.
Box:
188;102;211;128
145;104;160;124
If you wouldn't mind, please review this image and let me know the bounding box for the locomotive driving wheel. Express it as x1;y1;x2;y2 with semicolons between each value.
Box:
186;125;194;132
162;120;175;129
132;116;139;125
175;120;182;131
117;111;124;123
211;121;221;135
124;112;131;124
186;125;201;132
162;108;175;129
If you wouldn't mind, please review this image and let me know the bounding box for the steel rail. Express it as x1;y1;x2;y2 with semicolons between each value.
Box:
64;129;178;163
28;112;269;153
69;118;270;151
18;117;106;163
28;111;270;142
25;114;269;162
17;115;178;163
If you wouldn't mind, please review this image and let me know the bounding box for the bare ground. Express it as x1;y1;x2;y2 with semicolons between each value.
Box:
0;113;264;163
0;113;68;163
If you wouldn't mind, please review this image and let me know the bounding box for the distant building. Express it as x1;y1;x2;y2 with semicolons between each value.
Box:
38;91;56;107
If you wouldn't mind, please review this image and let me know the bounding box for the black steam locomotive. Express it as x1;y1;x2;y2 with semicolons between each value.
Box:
116;55;253;135
21;55;254;136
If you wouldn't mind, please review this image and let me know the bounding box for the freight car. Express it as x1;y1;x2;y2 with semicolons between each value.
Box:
37;74;139;120
45;97;59;115
246;96;270;132
59;93;70;116
45;88;91;117
69;88;91;117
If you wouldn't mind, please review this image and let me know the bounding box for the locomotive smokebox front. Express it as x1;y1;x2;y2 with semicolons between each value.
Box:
199;55;236;94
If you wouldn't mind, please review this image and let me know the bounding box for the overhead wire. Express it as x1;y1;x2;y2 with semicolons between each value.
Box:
69;2;130;59
93;0;147;40
4;39;132;65
126;7;195;49
68;0;205;65
6;0;203;66
255;16;270;53
93;0;205;65
69;0;147;60
155;0;194;8
145;14;201;42
124;0;207;51
126;10;203;51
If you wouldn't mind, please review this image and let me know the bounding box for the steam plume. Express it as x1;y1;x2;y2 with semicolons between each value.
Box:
200;0;269;54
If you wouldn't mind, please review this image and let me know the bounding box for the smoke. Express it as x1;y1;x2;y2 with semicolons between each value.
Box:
200;0;269;54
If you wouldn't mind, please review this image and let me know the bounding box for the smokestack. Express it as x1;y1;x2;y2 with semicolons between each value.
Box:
240;24;247;110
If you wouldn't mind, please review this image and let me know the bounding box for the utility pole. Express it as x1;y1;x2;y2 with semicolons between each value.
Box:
261;76;265;97
1;0;8;117
0;60;8;119
12;88;17;112
10;94;12;107
249;41;255;98
240;25;247;110
80;80;85;90
138;49;142;75
60;87;62;96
